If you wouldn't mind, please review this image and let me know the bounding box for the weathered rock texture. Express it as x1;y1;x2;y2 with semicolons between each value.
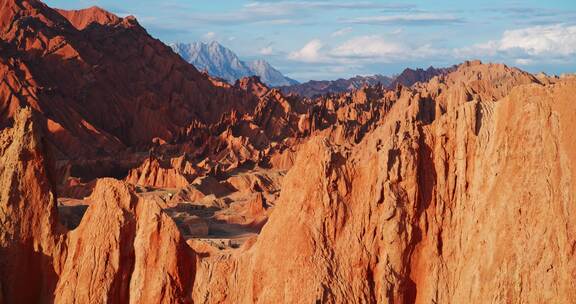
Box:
0;107;62;304
55;178;195;304
190;63;576;303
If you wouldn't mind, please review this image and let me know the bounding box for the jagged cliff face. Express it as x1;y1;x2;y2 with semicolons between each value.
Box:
1;1;575;303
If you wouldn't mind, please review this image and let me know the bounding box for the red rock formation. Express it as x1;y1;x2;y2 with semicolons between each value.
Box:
125;154;197;189
191;64;576;303
56;6;121;30
170;176;234;204
55;178;195;303
0;107;63;304
0;0;261;158
0;107;195;303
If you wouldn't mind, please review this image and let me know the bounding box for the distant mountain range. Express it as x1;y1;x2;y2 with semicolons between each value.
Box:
280;66;455;97
171;41;454;97
278;74;393;97
170;41;299;87
389;66;455;88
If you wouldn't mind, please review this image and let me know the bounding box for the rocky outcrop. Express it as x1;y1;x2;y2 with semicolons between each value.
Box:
0;107;196;303
55;178;195;304
125;154;197;189
0;107;63;304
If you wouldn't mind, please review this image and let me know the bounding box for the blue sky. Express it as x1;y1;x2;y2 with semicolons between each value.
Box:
45;0;576;81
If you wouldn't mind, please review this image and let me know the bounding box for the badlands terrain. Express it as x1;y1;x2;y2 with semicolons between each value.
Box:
0;0;575;303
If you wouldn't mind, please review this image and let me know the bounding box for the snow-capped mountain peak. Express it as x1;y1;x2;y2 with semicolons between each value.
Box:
171;41;298;87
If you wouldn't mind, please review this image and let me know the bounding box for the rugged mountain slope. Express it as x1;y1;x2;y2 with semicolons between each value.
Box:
0;0;260;159
0;107;63;304
171;41;298;87
55;6;120;30
171;41;252;84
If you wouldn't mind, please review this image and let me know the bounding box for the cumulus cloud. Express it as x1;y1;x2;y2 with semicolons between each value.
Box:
288;36;441;64
515;58;533;65
499;25;576;56
455;24;576;64
331;36;404;59
288;39;325;62
286;23;576;79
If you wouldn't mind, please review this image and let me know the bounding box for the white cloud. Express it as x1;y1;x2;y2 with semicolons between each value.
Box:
288;39;325;62
203;31;216;40
288;36;440;64
499;25;576;56
455;24;576;64
259;46;274;55
286;24;576;75
331;27;352;37
331;35;404;59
